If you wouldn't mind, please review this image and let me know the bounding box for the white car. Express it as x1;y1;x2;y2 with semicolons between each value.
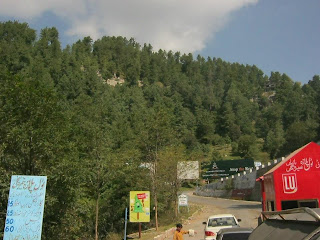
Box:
203;214;241;240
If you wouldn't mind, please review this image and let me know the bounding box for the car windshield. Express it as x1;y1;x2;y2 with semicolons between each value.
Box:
221;232;251;240
208;217;237;227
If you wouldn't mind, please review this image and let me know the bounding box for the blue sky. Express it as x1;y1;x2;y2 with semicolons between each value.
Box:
197;0;320;84
0;0;319;84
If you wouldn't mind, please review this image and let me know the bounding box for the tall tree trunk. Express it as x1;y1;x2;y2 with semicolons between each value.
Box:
154;140;159;231
154;191;158;231
95;192;99;240
151;162;159;231
95;167;100;240
174;180;178;218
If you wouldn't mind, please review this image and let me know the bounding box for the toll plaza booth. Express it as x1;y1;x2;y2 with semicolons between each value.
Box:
257;142;320;211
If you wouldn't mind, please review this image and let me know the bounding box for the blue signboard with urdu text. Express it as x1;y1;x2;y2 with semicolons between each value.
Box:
3;175;47;240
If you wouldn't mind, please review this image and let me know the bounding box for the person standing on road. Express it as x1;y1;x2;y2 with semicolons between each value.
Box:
173;223;189;240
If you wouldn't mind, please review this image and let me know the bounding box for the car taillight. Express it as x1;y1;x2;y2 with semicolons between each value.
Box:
205;231;215;236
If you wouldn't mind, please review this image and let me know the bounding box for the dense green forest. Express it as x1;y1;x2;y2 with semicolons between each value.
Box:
0;21;319;239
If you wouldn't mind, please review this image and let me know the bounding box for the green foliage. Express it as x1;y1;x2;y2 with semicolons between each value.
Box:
0;21;319;239
264;121;285;158
282;120;318;154
0;21;36;72
211;149;223;161
235;135;260;159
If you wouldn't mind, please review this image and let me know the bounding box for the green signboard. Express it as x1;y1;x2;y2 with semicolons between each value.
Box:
201;159;254;179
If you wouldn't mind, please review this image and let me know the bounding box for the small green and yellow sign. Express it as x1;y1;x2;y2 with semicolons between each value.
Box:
129;191;150;222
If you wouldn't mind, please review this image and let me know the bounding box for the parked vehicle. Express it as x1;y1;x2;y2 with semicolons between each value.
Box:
203;214;241;240
216;227;253;240
249;207;320;240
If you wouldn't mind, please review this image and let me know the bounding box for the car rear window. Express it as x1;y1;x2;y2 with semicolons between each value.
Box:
209;217;237;227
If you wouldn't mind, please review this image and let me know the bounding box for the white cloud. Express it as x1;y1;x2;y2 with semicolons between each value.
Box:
0;0;258;53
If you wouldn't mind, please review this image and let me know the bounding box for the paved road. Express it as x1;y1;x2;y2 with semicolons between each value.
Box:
179;192;262;240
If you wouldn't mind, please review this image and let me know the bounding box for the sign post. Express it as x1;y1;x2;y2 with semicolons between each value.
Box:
178;194;189;213
129;191;150;238
3;175;47;240
124;208;128;240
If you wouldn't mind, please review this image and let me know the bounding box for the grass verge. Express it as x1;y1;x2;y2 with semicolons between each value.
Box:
128;203;203;240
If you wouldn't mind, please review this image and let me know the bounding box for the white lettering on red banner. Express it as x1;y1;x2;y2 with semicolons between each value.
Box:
286;158;320;172
282;173;297;194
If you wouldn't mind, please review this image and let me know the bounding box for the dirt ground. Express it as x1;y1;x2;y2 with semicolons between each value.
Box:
181;203;260;240
134;192;261;240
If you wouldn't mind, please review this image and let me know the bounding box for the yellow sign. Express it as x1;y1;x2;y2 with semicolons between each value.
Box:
129;191;150;222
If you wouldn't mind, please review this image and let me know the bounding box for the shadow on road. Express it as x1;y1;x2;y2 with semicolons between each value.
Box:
229;204;262;209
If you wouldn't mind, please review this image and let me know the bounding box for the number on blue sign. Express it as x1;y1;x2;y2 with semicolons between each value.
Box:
6;218;14;224
6;210;13;216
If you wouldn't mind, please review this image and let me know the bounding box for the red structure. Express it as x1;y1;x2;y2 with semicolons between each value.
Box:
258;142;320;211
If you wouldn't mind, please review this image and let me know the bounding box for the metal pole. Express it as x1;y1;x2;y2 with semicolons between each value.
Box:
139;222;142;238
124;208;128;240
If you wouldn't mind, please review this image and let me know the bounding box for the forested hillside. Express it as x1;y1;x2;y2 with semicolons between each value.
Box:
0;21;319;239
